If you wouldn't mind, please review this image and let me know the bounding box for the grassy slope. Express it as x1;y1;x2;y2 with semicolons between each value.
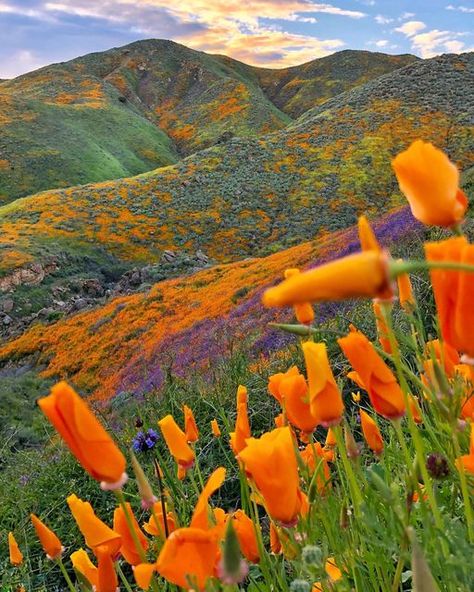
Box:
0;206;421;401
0;41;416;202
0;53;471;277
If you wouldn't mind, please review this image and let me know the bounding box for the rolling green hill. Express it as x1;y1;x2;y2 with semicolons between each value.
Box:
0;40;416;203
0;52;471;339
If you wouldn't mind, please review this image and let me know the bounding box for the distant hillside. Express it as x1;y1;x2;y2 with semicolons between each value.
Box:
0;207;420;401
0;40;416;202
0;52;471;338
252;50;418;117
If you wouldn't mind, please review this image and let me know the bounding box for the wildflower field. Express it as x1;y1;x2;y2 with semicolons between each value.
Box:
2;139;474;592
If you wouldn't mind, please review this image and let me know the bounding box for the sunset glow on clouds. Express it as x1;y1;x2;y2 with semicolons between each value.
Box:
0;0;472;77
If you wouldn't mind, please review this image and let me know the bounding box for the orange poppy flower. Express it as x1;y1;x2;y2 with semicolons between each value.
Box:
67;494;121;557
425;237;474;357
143;502;177;539
425;339;459;377
277;370;319;433
303;342;344;427
347;370;366;390
230;385;251;455
113;503;149;566
232;510;260;563
158;415;195;470
456;364;474;420
71;549;98;588
338;330;405;419
156;527;220;590
325;428;337;448
359;410;384;455
274;412;286;428
396;260;415;310
191;467;226;530
134;562;158;591
37;382;127;488
183;405;199;443
270;522;282;554
8;532;23;566
30;514;63;560
408;396;423;424
358;215;381;252
268;366;300;404
96;549;119;592
211;419;221;438
392;140;467;227
263;251;391;306
239;427;304;526
457;423;474;475
373;300;392;354
284;268;315;325
300;442;331;492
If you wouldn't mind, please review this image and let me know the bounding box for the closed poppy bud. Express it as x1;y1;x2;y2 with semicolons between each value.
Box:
8;532;23;566
270;522;282;554
113;503;149;565
67;494;122;558
239;427;303;526
156;527;221;590
408;395;423;424
230;385;251;455
284;269;315;325
143;502;176;539
373;300;393;354
37;382;127;489
232;510;259;563
397;261;415;310
71;548;98;588
358;215;381;252
325;428;337;448
279;371;318;433
183;405;199;442
338;330;405;420
211;419;221;438
344;426;361;459
303;342;344;427
263;251;391;306
359;410;384;455
97;549;119;592
30;514;63;560
392;140;467;227
158;415;195;471
130;452;157;510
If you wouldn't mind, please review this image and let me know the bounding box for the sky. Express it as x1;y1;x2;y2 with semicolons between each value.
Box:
0;0;473;78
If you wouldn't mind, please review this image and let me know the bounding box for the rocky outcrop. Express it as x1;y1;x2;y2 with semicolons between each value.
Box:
0;260;59;292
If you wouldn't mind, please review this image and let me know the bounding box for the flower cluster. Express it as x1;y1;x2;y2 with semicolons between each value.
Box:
5;140;474;591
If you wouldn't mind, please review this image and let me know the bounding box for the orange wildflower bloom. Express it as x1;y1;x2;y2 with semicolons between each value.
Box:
392;140;467;227
270;522;282;554
30;514;62;560
183;405;199;443
425;339;459;377
373;300;392;354
397;261;415;310
425;237;474;357
37;381;126;488
134;562;158;591
263;251;391;306
274;412;286;428
143;503;176;539
358;215;381;252
8;532;23;566
71;549;98;588
456;364;474;420
457;423;474;475
230;385;251;455
191;467;226;530
312;557;343;591
211;419;221;438
408;395;423;424
300;442;331;492
156;527;220;590
272;367;318;433
359;410;384;455
303;342;344;427
239;427;304;525
268;366;300;404
158;415;195;470
347;370;366;390
67;494;121;557
338;330;405;419
232;510;260;563
284;268;315;325
113;503;149;565
97;549;119;592
325;428;337;448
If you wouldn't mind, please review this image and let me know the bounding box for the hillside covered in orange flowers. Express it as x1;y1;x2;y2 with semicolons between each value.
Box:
0;40;416;203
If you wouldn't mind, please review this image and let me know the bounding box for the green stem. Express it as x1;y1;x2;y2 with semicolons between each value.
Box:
57;557;76;592
334;426;363;513
390;259;474;279
451;428;474;543
117;562;135;592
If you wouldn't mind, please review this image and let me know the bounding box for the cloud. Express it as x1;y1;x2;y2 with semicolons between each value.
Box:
446;4;474;13
399;12;415;20
374;39;388;47
0;49;48;77
394;20;426;37
375;15;393;24
40;1;356;67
